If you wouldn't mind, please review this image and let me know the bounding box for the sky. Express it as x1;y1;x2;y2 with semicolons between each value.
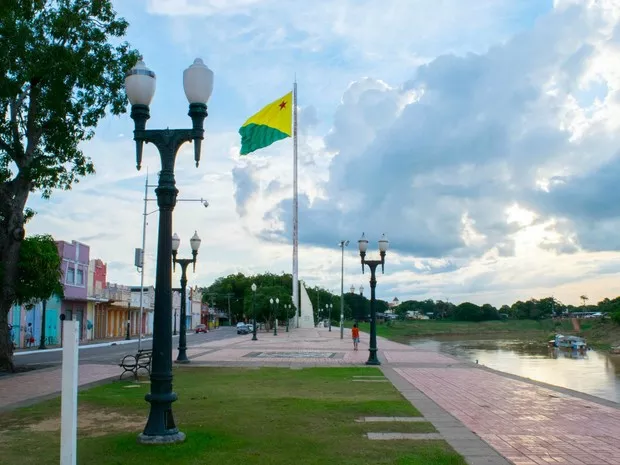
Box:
24;0;620;307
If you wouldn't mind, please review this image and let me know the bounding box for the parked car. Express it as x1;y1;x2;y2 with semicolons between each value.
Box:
195;324;208;333
237;324;250;335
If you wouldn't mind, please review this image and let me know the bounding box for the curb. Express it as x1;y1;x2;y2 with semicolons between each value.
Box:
0;374;119;413
14;335;182;356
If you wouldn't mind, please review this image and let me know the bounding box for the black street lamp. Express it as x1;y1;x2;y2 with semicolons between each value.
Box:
285;304;291;332
339;240;349;339
272;297;279;336
126;301;131;340
173;305;178;336
125;57;213;445
251;283;258;341
326;303;333;331
358;233;389;366
38;300;47;350
172;231;201;364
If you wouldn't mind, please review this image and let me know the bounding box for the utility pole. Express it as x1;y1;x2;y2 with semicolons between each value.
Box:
227;293;232;326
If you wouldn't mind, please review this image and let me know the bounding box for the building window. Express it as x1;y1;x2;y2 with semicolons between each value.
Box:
76;268;84;285
67;267;75;284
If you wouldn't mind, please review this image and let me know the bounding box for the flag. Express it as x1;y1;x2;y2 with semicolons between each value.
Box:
239;91;293;155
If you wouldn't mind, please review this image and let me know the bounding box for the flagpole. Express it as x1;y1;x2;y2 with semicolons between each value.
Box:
293;79;299;328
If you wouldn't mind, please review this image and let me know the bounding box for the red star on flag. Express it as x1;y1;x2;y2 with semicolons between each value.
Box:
279;100;287;110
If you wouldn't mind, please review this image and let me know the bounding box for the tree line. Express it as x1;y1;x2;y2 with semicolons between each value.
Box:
203;272;620;325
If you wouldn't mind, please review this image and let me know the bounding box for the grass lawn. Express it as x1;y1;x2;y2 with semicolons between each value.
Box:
0;367;465;465
350;319;564;343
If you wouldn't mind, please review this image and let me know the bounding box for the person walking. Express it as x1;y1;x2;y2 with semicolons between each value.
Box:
25;323;33;348
351;323;360;351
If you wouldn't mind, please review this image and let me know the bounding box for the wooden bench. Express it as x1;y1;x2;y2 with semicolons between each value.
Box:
119;349;152;380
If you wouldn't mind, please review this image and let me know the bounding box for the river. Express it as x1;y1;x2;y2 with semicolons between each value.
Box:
409;335;620;403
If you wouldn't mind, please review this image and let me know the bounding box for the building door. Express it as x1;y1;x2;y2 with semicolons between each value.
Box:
46;309;58;345
10;306;20;347
75;308;84;341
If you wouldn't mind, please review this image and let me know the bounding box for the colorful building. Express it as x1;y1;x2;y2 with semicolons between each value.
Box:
190;286;202;330
88;258;108;341
130;286;154;336
56;240;90;341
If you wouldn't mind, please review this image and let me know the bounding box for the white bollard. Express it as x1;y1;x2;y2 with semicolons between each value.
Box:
60;320;79;465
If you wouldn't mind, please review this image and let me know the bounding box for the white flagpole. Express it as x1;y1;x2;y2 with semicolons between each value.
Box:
293;79;300;328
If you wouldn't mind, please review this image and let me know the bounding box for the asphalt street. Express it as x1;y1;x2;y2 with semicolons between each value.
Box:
13;326;237;366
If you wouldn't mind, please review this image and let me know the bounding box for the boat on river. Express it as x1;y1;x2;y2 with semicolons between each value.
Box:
549;334;587;350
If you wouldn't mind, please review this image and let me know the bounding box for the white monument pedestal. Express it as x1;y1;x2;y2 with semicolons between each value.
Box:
299;282;316;329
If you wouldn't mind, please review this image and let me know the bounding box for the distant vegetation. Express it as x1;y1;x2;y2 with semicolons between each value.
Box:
201;272;620;330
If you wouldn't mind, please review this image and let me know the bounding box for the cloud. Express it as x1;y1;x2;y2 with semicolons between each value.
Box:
24;0;620;309
233;1;620;264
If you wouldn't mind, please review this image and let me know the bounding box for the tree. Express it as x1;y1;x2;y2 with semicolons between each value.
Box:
15;235;63;305
580;295;589;307
453;302;483;322
0;1;139;370
15;235;64;350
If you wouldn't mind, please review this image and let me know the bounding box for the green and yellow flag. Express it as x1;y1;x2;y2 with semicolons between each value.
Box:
239;91;293;155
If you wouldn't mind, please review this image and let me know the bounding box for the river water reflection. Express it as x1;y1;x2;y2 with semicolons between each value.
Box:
409;335;620;403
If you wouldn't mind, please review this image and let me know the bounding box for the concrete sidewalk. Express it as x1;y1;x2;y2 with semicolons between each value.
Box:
0;363;119;412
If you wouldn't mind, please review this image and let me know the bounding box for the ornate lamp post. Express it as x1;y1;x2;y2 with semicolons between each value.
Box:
126;301;131;340
172;231;201;364
339;240;349;339
358;233;389;366
173;301;178;336
360;284;364;296
326;303;333;331
350;285;355;294
269;297;279;335
38;300;48;350
125;57;213;445
285;304;291;332
251;283;258;341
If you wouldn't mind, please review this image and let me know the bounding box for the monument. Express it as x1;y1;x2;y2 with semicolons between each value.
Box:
298;281;316;329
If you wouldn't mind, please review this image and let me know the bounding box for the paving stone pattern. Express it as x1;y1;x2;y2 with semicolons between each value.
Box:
396;367;620;465
0;364;119;411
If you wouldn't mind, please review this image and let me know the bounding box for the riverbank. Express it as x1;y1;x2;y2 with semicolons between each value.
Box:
351;319;620;350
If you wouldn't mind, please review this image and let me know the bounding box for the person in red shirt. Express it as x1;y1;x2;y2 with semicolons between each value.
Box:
351;323;360;351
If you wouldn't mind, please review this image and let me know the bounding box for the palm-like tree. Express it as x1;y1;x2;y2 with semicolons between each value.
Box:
580;295;589;307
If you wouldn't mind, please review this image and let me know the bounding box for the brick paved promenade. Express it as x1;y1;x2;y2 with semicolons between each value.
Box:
0;363;119;411
2;326;619;464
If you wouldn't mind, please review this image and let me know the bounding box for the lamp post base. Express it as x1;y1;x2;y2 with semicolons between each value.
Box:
365;349;381;366
137;431;186;445
174;359;190;364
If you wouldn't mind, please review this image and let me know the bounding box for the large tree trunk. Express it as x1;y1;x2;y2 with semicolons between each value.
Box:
0;179;29;372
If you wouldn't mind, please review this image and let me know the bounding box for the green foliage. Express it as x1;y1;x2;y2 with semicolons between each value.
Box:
453;302;483;322
15;234;63;303
0;0;139;194
203;272;298;324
